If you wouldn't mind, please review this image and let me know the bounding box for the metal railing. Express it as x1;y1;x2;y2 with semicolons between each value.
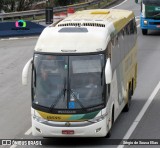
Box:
0;0;116;22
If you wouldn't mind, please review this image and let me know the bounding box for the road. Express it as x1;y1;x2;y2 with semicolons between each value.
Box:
0;0;160;147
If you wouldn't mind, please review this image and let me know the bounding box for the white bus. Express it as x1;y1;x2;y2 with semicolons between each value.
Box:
22;9;137;137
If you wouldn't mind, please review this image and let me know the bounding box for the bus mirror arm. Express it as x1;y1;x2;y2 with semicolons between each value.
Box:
105;58;112;84
22;58;33;85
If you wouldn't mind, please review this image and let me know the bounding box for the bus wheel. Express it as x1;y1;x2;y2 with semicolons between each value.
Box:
105;107;114;138
123;89;131;112
106;129;111;138
142;29;148;35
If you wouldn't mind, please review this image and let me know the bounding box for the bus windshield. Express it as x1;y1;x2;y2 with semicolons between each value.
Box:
143;0;160;6
32;54;105;113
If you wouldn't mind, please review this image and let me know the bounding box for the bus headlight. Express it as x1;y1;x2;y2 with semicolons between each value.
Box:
33;115;47;123
88;113;107;123
144;20;148;25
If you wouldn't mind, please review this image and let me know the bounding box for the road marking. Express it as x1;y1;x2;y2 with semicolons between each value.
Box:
110;0;128;9
9;37;19;40
117;81;160;148
10;145;17;148
137;24;140;28
136;16;140;28
0;36;38;41
25;127;32;135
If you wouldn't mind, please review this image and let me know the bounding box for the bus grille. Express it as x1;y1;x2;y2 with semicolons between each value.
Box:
58;23;105;27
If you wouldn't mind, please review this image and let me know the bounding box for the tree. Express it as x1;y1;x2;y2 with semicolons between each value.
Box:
17;0;34;11
0;0;3;11
0;0;16;12
54;0;80;6
0;0;43;12
0;0;82;12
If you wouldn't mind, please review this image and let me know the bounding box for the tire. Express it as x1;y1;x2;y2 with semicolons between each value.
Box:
142;29;148;35
123;89;131;112
105;107;114;138
106;129;111;138
131;79;134;96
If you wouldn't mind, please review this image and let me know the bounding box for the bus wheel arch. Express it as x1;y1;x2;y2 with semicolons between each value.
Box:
106;105;114;138
131;78;134;96
123;83;132;112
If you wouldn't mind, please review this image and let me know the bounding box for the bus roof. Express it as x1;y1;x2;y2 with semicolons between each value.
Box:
35;9;135;53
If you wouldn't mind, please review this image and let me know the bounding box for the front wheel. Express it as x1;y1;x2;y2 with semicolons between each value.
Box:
105;107;114;138
142;29;148;35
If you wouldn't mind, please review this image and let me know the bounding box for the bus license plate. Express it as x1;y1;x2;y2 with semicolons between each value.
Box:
62;130;74;134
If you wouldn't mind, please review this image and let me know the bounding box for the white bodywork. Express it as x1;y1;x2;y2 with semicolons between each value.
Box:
35;25;114;53
22;9;137;137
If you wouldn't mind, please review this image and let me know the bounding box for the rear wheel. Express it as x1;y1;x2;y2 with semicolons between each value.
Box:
142;29;148;35
123;89;131;112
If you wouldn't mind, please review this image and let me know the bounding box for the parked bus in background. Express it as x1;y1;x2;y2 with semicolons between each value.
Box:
22;9;137;137
135;0;160;35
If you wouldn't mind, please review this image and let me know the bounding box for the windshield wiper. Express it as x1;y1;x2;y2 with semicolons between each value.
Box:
153;12;160;17
49;89;66;112
70;89;86;111
49;79;66;111
49;78;86;111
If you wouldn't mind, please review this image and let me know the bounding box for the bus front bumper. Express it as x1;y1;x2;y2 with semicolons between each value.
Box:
141;18;160;30
32;117;108;137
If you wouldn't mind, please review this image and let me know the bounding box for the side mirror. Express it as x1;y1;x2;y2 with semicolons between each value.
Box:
105;58;112;84
22;58;33;85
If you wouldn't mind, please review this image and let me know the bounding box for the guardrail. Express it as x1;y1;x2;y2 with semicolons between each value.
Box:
0;0;114;22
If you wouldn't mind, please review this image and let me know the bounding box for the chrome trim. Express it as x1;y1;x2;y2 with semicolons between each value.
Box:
41;120;95;127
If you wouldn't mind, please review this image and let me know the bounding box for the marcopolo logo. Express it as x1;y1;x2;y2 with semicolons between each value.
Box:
13;20;29;30
15;20;26;28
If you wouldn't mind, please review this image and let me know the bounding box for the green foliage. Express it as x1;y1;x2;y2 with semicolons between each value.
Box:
0;0;44;12
0;0;82;12
0;0;16;12
54;0;80;6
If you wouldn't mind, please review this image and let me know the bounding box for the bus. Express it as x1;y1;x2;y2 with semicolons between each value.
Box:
22;9;137;137
135;0;160;35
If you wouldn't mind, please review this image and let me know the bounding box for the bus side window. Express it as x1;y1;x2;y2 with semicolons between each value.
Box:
119;30;125;61
130;20;134;34
115;35;119;47
124;25;129;55
107;41;112;59
120;29;125;40
107;84;111;98
127;24;130;35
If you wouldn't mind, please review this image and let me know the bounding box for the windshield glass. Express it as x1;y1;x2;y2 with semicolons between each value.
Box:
33;54;67;108
69;55;105;109
32;54;105;113
143;0;160;6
